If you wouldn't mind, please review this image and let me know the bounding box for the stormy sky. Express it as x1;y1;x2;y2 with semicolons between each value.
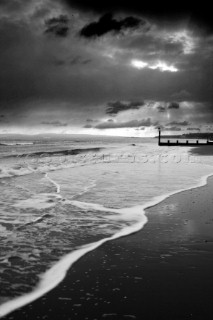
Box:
0;0;213;136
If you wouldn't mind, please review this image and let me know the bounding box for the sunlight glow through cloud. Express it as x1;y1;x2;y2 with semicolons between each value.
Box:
131;59;178;72
149;62;178;72
131;60;148;69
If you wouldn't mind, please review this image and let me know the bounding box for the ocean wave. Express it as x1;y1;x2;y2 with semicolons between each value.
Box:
0;147;103;180
12;193;62;210
18;147;103;158
0;167;33;179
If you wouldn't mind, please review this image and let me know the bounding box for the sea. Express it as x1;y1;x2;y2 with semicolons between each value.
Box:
0;134;213;317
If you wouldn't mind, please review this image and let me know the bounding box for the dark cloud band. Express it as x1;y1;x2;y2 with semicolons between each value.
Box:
95;118;157;129
167;102;180;109
63;0;213;32
41;121;68;127
44;14;69;37
106;100;144;115
167;121;189;126
80;13;142;38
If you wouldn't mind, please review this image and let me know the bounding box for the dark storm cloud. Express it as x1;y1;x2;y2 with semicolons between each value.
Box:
95;117;157;129
128;101;145;108
167;121;189;126
1;1;213;133
80;13;142;38
44;14;69;37
164;126;182;131
167;102;180;109
41;121;68;127
86;118;98;123
83;124;93;128
106;100;144;115
0;4;212;126
63;0;213;32
187;127;200;131
157;106;166;112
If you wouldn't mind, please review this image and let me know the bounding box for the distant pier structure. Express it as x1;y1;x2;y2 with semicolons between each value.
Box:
158;127;213;146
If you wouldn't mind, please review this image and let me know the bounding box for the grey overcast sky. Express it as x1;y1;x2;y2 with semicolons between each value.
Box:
0;0;213;136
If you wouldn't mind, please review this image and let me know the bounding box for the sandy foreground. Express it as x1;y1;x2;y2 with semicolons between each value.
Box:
2;175;213;320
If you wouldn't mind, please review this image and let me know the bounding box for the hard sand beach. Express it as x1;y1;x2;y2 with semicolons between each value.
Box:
2;174;213;320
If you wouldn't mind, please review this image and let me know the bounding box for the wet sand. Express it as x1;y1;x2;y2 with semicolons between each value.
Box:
2;176;213;320
189;145;213;156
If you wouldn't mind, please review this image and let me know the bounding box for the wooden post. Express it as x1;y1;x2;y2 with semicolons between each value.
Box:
158;127;161;145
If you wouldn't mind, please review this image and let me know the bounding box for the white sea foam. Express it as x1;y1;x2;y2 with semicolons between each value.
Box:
45;173;61;194
15;212;53;230
0;167;32;179
73;179;97;198
0;212;147;318
0;171;213;318
13;193;61;210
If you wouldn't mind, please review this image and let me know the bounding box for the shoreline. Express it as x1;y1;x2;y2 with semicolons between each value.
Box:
1;172;213;318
